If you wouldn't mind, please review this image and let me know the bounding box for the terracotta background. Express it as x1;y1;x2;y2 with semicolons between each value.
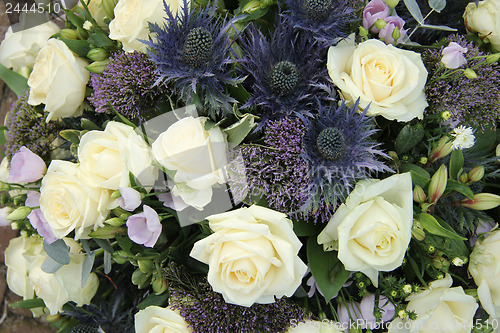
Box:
0;3;56;332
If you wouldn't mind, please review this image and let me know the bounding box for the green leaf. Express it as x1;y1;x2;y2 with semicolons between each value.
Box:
395;123;425;154
59;129;81;144
43;239;70;265
469;127;496;156
227;83;251;104
10;298;45;309
404;0;424;23
95;239;114;253
223;114;257;146
428;0;446;12
64;9;85;29
137;292;169;310
88;31;115;48
307;237;350;302
81;251;95;288
449;149;464;180
59;38;91;58
81;118;101;130
41;256;64;273
444;179;474;200
104;250;112;275
110;104;137;128
0;63;29;96
293;219;324;237
400;163;430;188
116;233;133;253
419;24;457;32
417;213;467;240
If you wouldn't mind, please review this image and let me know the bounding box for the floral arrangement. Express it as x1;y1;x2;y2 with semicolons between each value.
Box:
0;0;499;332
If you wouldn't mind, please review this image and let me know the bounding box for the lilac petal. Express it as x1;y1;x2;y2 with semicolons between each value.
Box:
126;207;161;248
9;146;46;183
379;296;396;322
27;209;57;243
118;187;142;211
157;192;190;211
25;191;41;208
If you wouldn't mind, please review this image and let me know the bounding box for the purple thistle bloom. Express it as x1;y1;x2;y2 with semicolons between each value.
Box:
146;0;244;119
301;100;391;210
281;0;355;49
239;19;335;128
89;51;163;122
424;34;500;130
5;92;60;160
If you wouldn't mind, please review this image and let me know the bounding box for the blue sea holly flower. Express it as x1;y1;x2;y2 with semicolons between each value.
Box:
301;100;391;211
240;19;334;127
281;0;354;48
146;0;244;119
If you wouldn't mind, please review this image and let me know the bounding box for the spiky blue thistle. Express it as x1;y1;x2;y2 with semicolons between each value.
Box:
146;0;244;119
239;19;335;127
281;0;355;49
301;100;391;210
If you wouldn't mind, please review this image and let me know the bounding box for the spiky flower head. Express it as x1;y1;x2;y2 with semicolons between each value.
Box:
281;0;354;48
89;51;163;123
239;19;335;127
424;34;500;130
5;92;61;160
147;0;244;119
301;100;391;209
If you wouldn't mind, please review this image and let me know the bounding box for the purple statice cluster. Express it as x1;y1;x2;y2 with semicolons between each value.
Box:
89;51;163;122
237;117;334;224
5;92;60;160
423;34;500;130
167;273;306;333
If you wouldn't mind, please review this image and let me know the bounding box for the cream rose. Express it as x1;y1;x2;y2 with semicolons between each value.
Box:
190;205;308;307
469;229;500;317
135;306;192;332
327;36;428;121
317;173;413;287
40;160;114;240
0;21;60;78
388;275;478;333
152;116;228;209
463;0;500;52
109;0;184;52
78;121;157;190
86;0;107;26
27;38;90;121
28;238;99;315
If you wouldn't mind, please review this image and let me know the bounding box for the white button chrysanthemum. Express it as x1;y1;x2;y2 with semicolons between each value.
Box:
451;125;475;150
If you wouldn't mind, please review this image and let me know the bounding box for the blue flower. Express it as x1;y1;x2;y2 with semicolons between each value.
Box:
146;0;244;119
301;100;391;210
281;0;354;49
239;19;335;127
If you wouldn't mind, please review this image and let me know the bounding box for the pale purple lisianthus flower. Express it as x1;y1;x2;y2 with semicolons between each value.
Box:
0;207;13;226
338;294;395;331
378;16;407;45
9;146;46;183
28;208;57;243
126;205;161;247
156;192;190;212
25;191;41;207
117;187;142;211
441;42;468;69
363;0;390;33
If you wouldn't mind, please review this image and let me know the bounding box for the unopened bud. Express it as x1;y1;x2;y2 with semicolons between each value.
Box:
87;48;109;62
428;164;448;203
111;190;122;199
392;27;401;43
152;276;168;295
464;68;477;79
485;53;500;63
12;195;27;206
88;225;125;239
468;166;484;183
412;221;425;241
6;206;31;220
460;193;500;210
413;185;427;203
103;0;119;19
388;151;398;161
85;60;110;74
384;0;400;8
59;29;80;40
131;269;149;288
112;250;129;265
375;18;387;30
359;26;369;37
0;182;10;191
459;172;469;183
242;0;261;13
138;260;154;274
104;217;124;227
431;255;450;270
429;136;453;163
441;111;451;121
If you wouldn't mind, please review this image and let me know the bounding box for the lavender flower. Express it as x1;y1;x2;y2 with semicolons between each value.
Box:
147;0;244;119
239;20;335;127
281;0;354;48
301;101;391;210
424;34;500;130
89;51;163;122
5;92;60;160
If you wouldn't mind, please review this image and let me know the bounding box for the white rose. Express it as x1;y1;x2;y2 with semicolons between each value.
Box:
135;306;192;333
78;121;157;190
463;0;500;52
40;160;114;240
317;173;413;287
27;39;90;121
152;116;228;209
190;205;308;307
85;0;107;26
327;35;428;121
28;238;99;315
0;21;60;78
4;235;43;301
388;275;478;333
109;0;183;52
469;230;500;317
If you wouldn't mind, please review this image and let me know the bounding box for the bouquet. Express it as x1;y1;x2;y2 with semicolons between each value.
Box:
0;0;499;332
